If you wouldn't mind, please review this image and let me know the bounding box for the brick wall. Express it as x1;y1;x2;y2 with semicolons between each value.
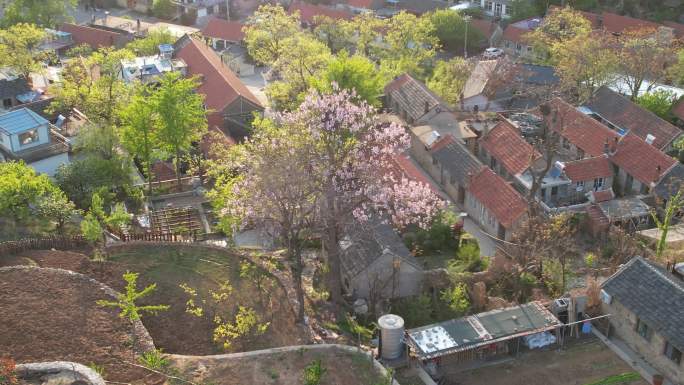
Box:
602;299;684;384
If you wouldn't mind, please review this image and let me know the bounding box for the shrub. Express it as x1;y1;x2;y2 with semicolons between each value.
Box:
87;362;105;377
303;359;326;385
390;294;433;328
338;314;375;343
213;306;270;350
97;271;169;321
139;349;169;370
440;283;470;316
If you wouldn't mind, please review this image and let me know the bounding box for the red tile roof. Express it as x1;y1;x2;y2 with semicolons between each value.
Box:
480;120;539;175
502;25;529;44
60;23;130;49
201;18;245;42
468;167;527;228
600;12;661;34
549;98;620;158
174;36;262;124
289;1;353;24
429;134;456;152
470;19;498;39
392;152;443;197
611;134;676;185
563;155;612;182
346;0;375;8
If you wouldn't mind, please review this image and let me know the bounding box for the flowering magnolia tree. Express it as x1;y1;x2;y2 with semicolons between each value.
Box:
281;87;443;304
210;87;443;313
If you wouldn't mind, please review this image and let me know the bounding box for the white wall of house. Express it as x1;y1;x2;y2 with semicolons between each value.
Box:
480;0;511;18
464;192;502;239
8;124;50;153
29;152;70;177
615;168;649;196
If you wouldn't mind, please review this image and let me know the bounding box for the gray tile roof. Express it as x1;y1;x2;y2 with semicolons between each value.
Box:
385;73;449;123
655;163;684;201
339;216;420;279
0;77;30;100
432;140;483;187
602;256;684;351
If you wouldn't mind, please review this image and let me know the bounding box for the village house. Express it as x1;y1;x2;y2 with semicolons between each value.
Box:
0;70;31;112
339;216;423;301
173;35;263;141
560;155;613;199
116;0;154;14
461;60;559;112
119;45;188;84
500;18;539;58
0;108;71;176
601;257;684;384
385;73;451;125
465;167;527;240
584;86;683;153
610;134;677;197
478;119;539;180
476;0;514;19
59;23;133;50
289;1;352;28
410;134;482;206
175;0;225;20
200;17;245;51
469;18;503;49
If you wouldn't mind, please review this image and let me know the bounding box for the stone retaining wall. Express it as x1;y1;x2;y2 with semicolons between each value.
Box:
16;362;106;385
0;266;155;354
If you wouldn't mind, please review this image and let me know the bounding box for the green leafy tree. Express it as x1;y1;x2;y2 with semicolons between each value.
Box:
440;282;470;316
508;0;542;22
1;0;76;28
126;28;176;55
244;4;301;66
267;34;331;110
36;190;80;235
97;271;169;320
525;7;592;64
49;47;134;124
636;89;677;122
381;11;439;79
119;84;157;194
0;161;59;222
80;192;130;252
346;12;387;58
313;15;352;53
312;51;385;107
152;0;177;20
55;157;134;210
427;57;473;106
428;9;484;54
0;23;46;79
152;72;208;188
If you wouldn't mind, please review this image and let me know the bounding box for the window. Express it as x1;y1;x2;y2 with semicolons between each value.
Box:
490;157;497;169
2;98;11;108
516;43;522;51
484;1;493;11
541;188;546;198
664;341;682;364
527;46;533;52
551;186;558;197
494;3;502;16
593;177;604;190
576;181;585;188
640;183;650;195
18;129;39;146
636;318;651;341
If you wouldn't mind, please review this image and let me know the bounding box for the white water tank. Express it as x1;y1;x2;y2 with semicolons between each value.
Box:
378;314;404;360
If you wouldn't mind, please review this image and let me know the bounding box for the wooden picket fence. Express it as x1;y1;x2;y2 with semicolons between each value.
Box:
0;235;88;255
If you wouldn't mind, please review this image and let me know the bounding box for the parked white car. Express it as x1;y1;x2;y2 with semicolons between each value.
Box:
483;47;504;59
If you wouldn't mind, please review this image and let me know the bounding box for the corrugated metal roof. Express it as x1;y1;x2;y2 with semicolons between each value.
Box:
0;108;49;135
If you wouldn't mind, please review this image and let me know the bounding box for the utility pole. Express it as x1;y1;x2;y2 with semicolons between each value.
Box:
464;15;472;58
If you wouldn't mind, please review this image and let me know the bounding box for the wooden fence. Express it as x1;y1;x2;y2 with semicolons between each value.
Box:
118;232;201;243
0;236;88;255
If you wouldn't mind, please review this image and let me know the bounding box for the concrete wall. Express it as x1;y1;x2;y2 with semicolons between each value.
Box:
349;253;423;300
602;299;684;384
615;168;649;196
464;191;502;239
409;136;468;205
29;152;70;177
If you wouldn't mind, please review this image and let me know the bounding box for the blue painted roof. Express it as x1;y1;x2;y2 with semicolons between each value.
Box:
0;107;49;135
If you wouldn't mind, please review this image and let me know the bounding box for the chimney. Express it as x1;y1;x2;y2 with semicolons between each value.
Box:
603;139;609;155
